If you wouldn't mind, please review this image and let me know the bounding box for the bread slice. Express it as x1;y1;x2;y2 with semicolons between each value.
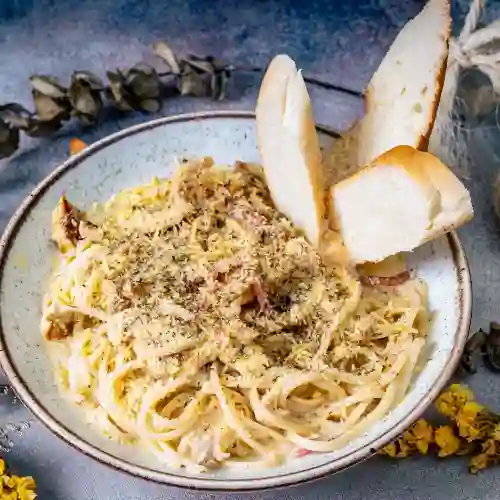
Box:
328;0;451;184
329;146;473;264
256;54;325;245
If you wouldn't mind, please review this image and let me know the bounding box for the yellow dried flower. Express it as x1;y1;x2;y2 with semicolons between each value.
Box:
469;437;500;474
434;426;461;457
396;439;413;458
382;384;500;474
491;423;500;441
380;442;398;458
407;419;435;454
436;384;475;418
469;452;490;474
4;475;17;489
16;476;37;500
0;458;37;499
380;419;434;458
456;402;492;441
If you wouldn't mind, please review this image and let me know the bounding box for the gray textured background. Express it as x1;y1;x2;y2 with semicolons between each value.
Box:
1;0;500;499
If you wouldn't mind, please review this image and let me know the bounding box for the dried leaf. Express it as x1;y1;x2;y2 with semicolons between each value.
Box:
106;70;125;95
464;329;487;355
130;63;155;76
32;91;68;122
69;81;103;121
25;118;63;138
485;322;500;373
70;138;88;156
106;71;133;111
29;75;66;99
72;71;104;91
105;88;132;111
140;99;161;113
0;119;20;159
179;72;207;97
185;55;215;74
460;353;477;375
461;329;487;374
125;67;160;99
152;41;181;74
0;103;32;130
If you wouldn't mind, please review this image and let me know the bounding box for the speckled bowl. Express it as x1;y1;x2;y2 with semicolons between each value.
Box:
0;111;472;491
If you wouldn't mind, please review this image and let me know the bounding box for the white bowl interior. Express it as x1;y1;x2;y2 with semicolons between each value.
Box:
0;114;466;486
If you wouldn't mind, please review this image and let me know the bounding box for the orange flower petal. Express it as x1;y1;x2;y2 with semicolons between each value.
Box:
69;138;88;156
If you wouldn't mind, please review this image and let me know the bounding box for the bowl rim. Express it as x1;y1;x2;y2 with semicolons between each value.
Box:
0;110;472;492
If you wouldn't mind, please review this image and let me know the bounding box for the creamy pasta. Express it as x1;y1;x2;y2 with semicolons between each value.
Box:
41;158;429;471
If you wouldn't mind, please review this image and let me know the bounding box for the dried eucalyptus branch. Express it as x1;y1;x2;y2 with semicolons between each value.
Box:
0;41;233;160
0;40;363;161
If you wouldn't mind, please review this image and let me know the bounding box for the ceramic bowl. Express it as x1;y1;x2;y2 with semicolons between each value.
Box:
0;111;472;491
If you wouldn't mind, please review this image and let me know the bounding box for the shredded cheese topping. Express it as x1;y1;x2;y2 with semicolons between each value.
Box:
41;158;430;471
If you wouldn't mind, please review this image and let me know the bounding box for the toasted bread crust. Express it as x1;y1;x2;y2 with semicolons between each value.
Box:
418;3;451;151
